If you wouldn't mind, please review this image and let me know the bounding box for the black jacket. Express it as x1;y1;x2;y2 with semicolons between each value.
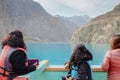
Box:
9;50;36;75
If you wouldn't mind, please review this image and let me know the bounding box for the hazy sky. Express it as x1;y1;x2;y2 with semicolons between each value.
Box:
33;0;120;18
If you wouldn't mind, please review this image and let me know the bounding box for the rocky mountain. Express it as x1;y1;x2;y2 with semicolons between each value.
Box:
55;15;92;26
72;3;120;44
0;0;79;42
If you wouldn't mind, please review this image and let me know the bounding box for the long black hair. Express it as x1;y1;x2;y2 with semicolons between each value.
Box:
1;30;26;49
69;44;93;66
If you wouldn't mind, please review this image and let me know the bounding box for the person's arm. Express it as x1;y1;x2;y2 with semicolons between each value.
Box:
9;50;36;75
102;51;111;71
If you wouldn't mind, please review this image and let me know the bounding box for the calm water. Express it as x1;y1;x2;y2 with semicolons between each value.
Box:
26;42;110;65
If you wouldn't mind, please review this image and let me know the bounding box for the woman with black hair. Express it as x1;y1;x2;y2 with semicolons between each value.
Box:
62;44;93;80
0;30;37;80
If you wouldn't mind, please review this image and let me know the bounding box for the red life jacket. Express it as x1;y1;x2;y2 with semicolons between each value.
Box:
0;45;27;80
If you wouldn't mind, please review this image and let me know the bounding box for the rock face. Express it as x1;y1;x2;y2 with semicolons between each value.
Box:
72;3;120;44
0;0;79;42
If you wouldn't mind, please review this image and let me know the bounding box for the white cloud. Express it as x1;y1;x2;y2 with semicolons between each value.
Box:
57;0;95;10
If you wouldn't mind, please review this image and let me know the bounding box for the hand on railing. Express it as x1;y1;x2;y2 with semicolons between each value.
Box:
33;62;39;68
64;62;70;69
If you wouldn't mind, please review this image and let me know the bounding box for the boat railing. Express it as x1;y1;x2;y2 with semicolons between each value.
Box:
14;60;107;80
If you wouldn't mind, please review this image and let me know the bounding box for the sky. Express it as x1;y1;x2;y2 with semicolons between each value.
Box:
33;0;120;18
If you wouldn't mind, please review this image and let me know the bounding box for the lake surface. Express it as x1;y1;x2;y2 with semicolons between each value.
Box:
26;42;110;65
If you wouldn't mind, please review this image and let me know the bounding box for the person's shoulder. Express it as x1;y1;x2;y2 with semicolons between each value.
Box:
11;50;26;57
80;61;89;65
9;50;26;62
78;62;91;71
14;50;25;54
78;62;90;67
105;50;111;55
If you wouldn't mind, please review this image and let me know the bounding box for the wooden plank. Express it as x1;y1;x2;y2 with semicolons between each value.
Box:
45;65;105;72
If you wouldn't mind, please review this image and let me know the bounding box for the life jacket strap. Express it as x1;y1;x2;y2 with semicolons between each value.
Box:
70;68;78;71
70;65;78;71
0;66;15;78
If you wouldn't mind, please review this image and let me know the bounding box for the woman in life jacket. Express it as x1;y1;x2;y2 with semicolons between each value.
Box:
0;30;37;80
62;44;93;80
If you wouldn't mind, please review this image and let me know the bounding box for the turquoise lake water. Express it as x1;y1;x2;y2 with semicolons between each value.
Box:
26;42;110;65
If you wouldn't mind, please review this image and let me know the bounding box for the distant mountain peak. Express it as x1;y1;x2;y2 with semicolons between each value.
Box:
55;15;92;27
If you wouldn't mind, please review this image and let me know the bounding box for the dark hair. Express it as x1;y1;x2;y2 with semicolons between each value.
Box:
69;44;93;65
111;34;120;50
1;30;26;49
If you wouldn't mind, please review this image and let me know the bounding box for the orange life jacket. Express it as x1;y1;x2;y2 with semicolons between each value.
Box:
0;45;27;80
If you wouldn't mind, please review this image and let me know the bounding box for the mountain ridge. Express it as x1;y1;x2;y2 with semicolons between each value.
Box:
0;0;79;42
71;3;120;44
